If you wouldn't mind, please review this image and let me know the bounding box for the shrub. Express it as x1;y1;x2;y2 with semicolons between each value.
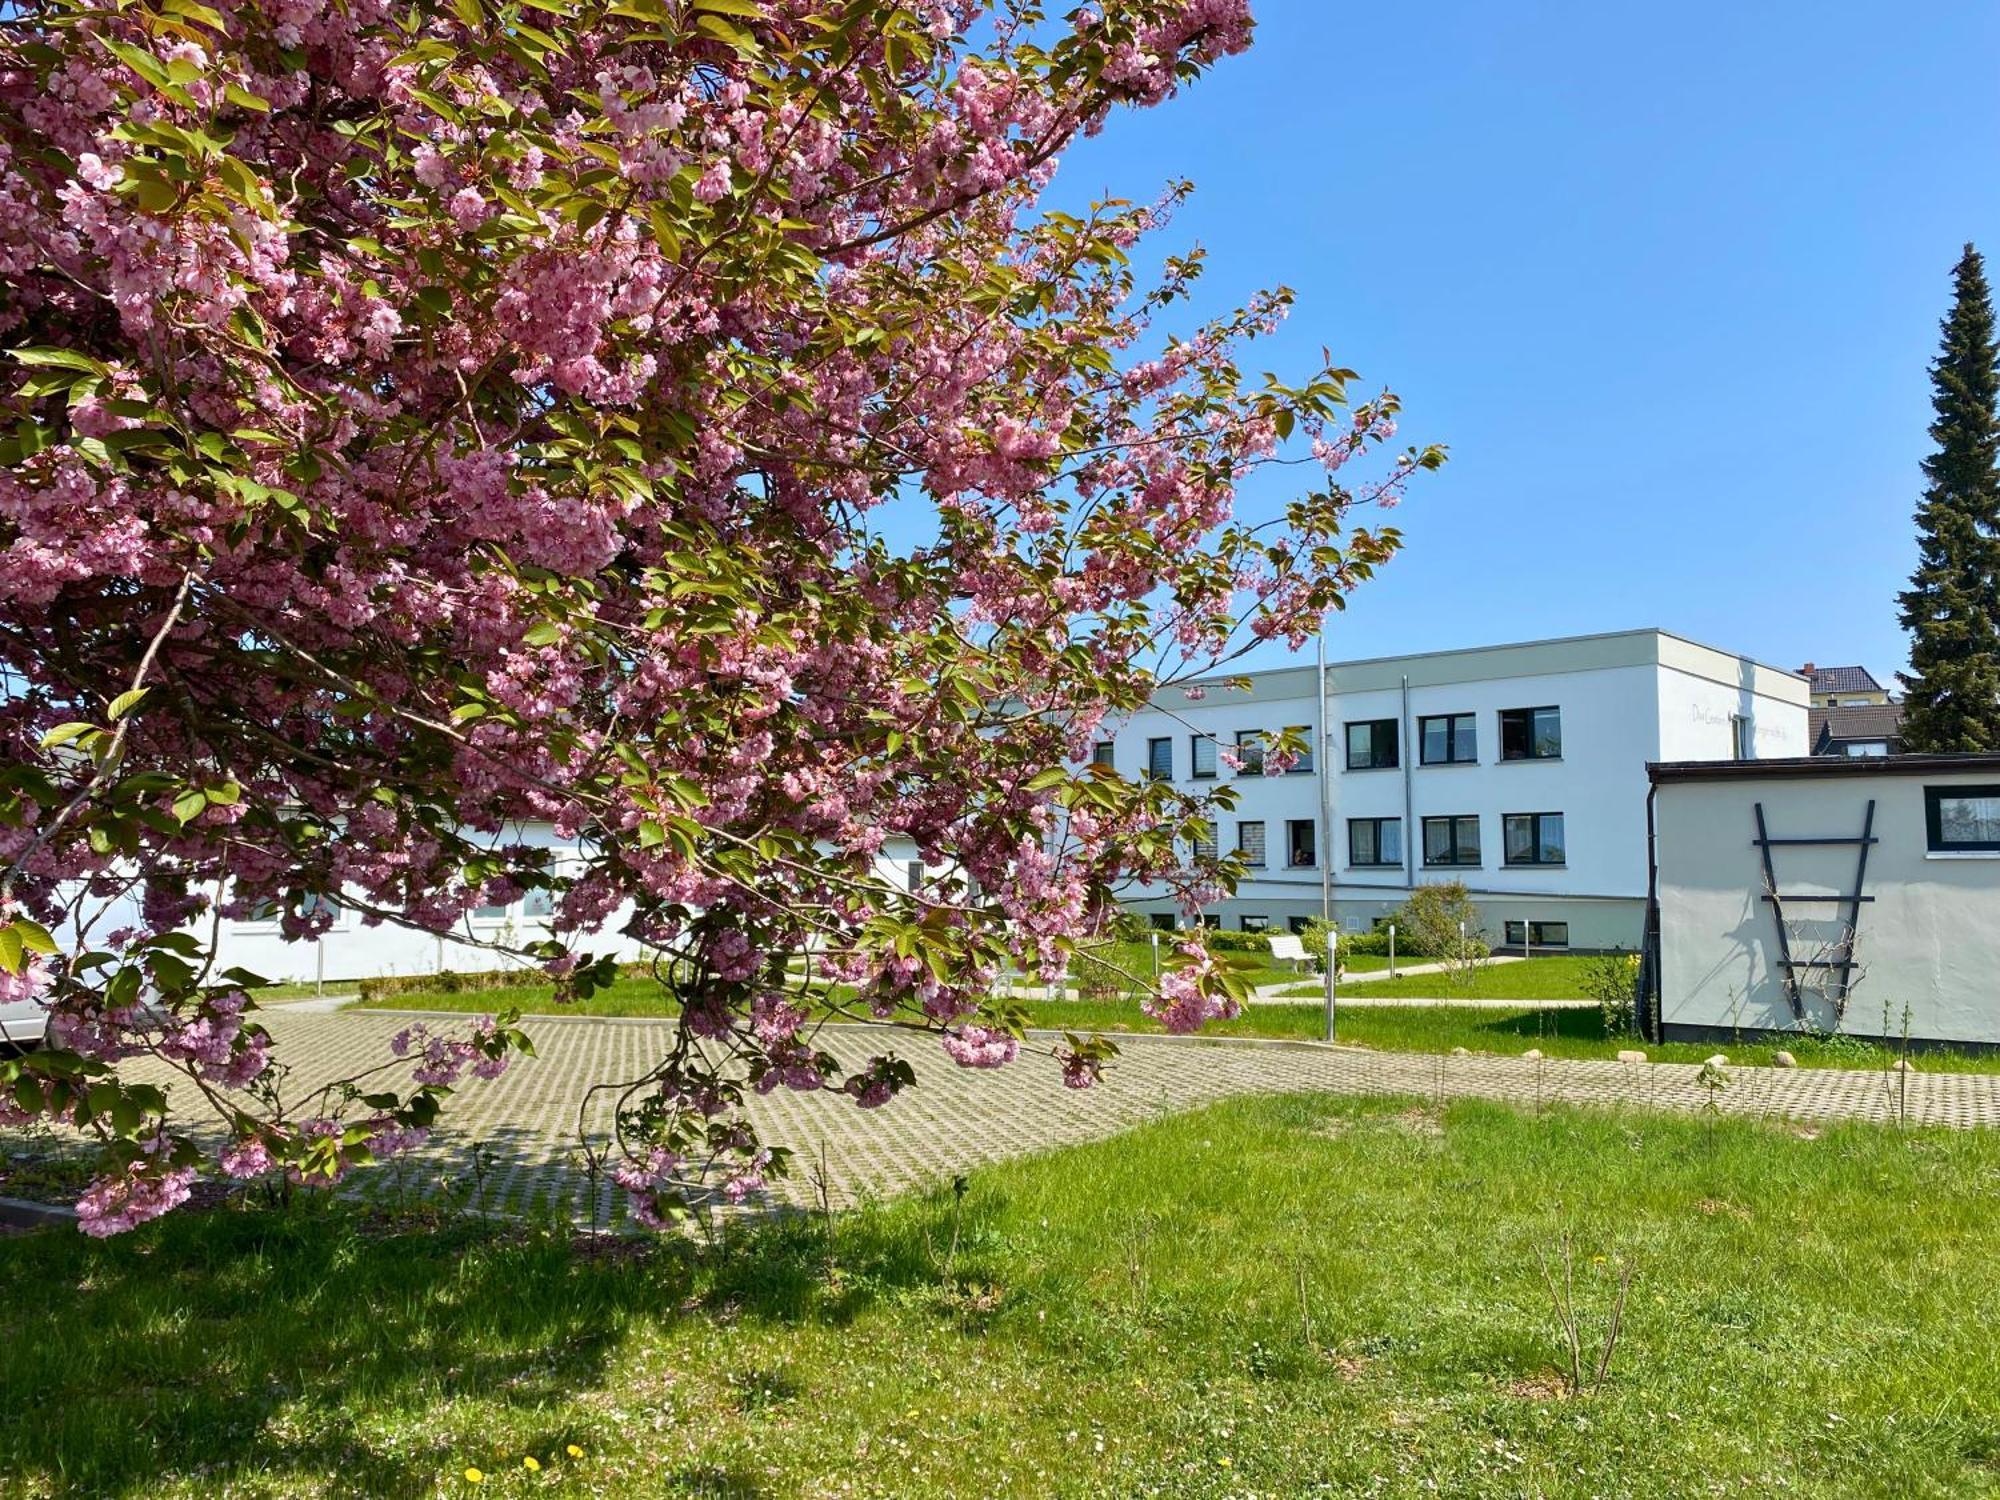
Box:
1206;930;1273;955
1584;950;1642;1035
1394;883;1489;985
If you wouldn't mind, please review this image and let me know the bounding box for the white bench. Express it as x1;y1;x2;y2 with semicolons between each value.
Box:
1267;933;1310;972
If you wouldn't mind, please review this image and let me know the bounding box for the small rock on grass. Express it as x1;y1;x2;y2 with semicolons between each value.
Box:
1771;1050;1798;1068
1616;1048;1647;1064
1449;1046;1469;1056
1892;1058;1917;1072
1522;1048;1544;1061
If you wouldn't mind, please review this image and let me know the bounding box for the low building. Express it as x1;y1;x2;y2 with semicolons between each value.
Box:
1648;755;2000;1047
1103;628;1809;949
1809;701;1905;757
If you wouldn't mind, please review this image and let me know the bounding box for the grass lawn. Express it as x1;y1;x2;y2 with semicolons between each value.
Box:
4;1094;1999;1497
1311;954;1598;1002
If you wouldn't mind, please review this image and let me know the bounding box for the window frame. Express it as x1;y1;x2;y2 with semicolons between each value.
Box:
1421;814;1482;868
1091;740;1115;770
1283;724;1314;775
1502;810;1566;867
1498;705;1563;762
1345;717;1400;771
1235;819;1267;868
1234;728;1266;776
1241;915;1270;933
1146;736;1173;781
1503;920;1570;948
1418;712;1478;766
1348;816;1402;869
1285;818;1317;869
1190;734;1218;779
1926;784;2000;853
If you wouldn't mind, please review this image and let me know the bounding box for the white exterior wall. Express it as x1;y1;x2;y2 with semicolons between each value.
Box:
1655;765;2000;1045
1108;629;1808;949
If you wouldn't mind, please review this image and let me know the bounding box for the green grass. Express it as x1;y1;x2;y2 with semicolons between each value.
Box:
5;1094;2000;1497
1320;954;1598;1001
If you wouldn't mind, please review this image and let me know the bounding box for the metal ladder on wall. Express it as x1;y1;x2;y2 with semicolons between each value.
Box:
1752;799;1876;1021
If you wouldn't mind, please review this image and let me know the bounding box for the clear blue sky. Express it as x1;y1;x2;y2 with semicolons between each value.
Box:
1046;0;2000;683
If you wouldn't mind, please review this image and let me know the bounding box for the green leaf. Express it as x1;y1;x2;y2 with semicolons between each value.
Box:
11;347;106;373
107;687;149;721
39;722;98;749
11;918;57;956
171;788;209;824
0;927;21;974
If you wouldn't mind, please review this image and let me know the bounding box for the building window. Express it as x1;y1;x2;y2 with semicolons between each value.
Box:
1149;913;1176;932
1286;819;1317;868
472;899;510;921
1241;915;1270;933
1236;820;1267;867
1349;817;1402;868
1419;713;1477;765
1235;729;1266;775
1730;714;1754;760
1091;741;1115;769
1422;815;1481;867
1504;920;1570;948
1191;825;1218;861
1346;718;1399;770
523;886;555;919
1284;724;1314;774
1191;735;1217;779
905;860;926;892
1927;785;2000;852
1287;915;1311;935
1197;913;1221;930
1499;705;1562;761
1503;812;1566;866
1845;741;1889;757
1147;737;1173;780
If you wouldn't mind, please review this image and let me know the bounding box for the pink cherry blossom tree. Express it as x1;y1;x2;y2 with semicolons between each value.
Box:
0;0;1440;1232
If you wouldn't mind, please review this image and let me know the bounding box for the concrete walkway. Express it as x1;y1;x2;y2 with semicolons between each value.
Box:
91;1009;1999;1226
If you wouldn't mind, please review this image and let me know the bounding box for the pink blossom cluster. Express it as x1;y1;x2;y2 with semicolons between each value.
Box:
390;1018;512;1086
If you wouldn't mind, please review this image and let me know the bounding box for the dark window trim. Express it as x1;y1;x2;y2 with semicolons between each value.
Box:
1190;734;1217;780
1347;816;1402;868
1240;915;1270;933
1235;728;1267;776
1282;724;1315;775
1498;705;1563;762
1345;717;1400;771
1236;819;1267;868
1285;817;1317;868
1090;740;1115;769
1502;810;1567;867
1422;813;1482;868
1146;736;1173;781
1418;712;1478;766
1926;784;2000;852
1504;919;1571;949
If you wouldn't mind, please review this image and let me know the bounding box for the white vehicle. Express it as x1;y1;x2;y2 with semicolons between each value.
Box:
0;993;46;1050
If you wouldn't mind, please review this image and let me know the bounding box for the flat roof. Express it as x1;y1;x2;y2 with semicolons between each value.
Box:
1198;626;1805;685
1649;753;2000;783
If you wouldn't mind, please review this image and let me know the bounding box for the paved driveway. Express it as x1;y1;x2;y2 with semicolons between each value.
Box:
121;1009;2000;1226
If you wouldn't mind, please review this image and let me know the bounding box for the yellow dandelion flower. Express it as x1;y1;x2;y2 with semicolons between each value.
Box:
523;1456;542;1472
566;1444;584;1459
1218;1457;1232;1468
464;1468;485;1485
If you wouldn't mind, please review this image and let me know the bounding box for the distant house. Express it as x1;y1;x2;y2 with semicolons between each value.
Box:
1799;662;1891;709
1797;663;1903;756
1809;702;1906;758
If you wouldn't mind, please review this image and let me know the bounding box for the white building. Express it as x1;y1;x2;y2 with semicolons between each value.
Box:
1650;754;2000;1047
1102;628;1808;949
